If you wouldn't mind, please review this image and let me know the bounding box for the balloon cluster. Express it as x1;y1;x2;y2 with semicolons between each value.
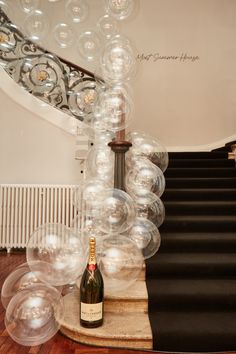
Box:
1;0;168;347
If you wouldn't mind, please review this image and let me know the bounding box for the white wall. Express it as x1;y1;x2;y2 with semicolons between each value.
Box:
0;88;81;184
0;0;236;183
128;0;236;148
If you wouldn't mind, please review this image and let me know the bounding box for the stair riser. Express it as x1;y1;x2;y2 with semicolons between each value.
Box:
165;204;236;216
168;152;228;159
165;168;236;178
163;189;236;201
161;220;236;233
168;159;235;168
148;265;236;278
151;297;236;311
160;240;236;253
166;178;236;188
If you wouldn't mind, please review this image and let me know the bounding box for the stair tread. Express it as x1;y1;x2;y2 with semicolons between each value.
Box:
149;310;236;351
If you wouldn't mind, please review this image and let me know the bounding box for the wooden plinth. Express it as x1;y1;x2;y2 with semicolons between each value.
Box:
60;278;153;350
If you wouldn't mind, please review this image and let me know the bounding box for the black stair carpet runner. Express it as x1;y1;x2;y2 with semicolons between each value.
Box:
146;150;236;352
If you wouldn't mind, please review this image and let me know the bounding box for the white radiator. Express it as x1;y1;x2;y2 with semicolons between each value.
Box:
0;184;79;249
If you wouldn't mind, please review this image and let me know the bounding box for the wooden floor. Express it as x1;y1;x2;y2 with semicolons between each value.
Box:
0;251;156;354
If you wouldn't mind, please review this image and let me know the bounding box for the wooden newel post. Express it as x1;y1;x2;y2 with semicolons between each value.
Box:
108;140;132;191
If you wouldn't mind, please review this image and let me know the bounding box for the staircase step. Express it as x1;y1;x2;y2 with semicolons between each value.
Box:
160;232;236;252
164;200;236;215
148;278;236;310
163;188;236;201
168;151;228;159
149;310;236;352
166;177;236;188
168;158;235;168
161;214;236;232
165;167;236;178
147;252;236;277
60;291;152;350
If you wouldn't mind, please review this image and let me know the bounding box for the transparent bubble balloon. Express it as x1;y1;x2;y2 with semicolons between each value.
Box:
66;0;89;24
126;158;165;198
5;284;64;346
97;13;118;40
127;217;161;259
74;178;108;213
68;78;99;120
19;0;39;14
85;145;114;184
126;131;169;172
26;223;86;286
106;0;135;20
93;85;134;132
23;10;50;42
100;34;137;83
53;23;74;48
1;263;42;309
96;188;135;234
98;235;143;295
134;192;165;227
94;130;115;145
77;29;102;62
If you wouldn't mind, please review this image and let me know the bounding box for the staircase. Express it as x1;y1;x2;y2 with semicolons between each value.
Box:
146;149;236;352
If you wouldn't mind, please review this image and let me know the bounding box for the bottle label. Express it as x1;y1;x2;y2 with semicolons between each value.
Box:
80;302;103;322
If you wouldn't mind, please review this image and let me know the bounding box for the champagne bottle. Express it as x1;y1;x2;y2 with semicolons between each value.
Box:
80;237;104;328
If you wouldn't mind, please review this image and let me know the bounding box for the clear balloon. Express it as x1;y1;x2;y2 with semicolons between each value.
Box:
97;13;118;39
98;235;143;295
85;145;114;184
93;84;134;132
19;0;39;14
23;10;49;42
134;192;165;227
53;23;74;48
1;263;42;309
66;0;89;24
96;188;135;234
126;131;169;172
77;29;102;61
125;158;165;198
5;284;64;346
93;130;115;145
100;34;137;83
106;0;135;20
127;217;161;259
26;223;86;286
68;78;99;120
